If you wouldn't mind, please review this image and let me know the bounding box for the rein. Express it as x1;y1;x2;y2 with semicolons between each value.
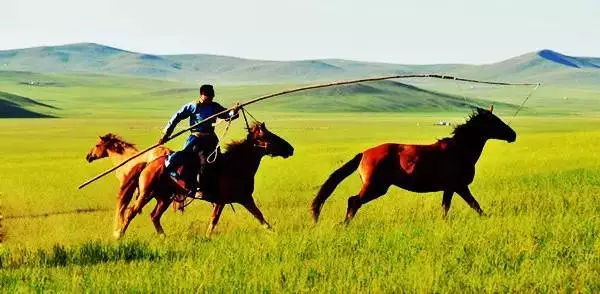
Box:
241;107;260;132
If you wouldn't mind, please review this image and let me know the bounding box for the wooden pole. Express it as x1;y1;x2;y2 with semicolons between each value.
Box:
78;73;539;189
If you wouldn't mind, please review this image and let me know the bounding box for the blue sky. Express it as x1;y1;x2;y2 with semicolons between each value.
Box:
2;0;598;64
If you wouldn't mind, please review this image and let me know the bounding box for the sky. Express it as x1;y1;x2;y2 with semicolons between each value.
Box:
1;0;599;64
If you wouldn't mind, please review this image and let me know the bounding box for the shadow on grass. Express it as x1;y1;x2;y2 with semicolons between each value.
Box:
0;91;59;118
0;241;180;269
3;207;110;220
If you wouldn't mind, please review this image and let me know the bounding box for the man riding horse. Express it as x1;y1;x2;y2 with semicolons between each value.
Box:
158;84;238;198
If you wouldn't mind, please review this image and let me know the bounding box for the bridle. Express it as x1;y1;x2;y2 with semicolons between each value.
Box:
241;106;270;152
253;140;269;151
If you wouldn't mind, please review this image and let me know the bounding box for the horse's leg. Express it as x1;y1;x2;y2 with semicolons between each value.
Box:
118;192;154;239
114;180;137;234
150;196;171;236
205;203;224;238
171;201;184;213
117;169;158;239
241;198;272;231
455;186;485;216
344;195;361;224
441;190;454;219
115;162;147;233
344;181;390;225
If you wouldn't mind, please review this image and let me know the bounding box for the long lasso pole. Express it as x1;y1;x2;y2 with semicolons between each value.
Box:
78;73;540;189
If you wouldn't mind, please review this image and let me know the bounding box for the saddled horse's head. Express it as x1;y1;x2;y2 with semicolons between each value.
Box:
86;133;134;162
466;106;517;143
248;122;294;158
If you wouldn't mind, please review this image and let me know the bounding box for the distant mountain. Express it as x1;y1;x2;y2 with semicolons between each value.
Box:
451;50;600;85
0;43;598;85
537;50;600;69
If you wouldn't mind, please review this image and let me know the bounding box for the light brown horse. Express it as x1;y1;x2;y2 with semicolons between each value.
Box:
85;134;170;234
312;107;516;224
117;122;294;239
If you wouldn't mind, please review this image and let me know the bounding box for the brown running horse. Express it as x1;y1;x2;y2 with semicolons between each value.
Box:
312;107;516;224
116;122;294;239
86;134;171;234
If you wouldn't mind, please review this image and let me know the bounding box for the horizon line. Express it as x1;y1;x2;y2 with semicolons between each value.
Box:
0;41;587;67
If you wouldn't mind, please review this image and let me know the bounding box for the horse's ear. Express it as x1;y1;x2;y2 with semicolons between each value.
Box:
489;104;494;113
260;122;266;129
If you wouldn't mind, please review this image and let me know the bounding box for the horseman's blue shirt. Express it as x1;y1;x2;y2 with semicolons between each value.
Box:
163;101;231;137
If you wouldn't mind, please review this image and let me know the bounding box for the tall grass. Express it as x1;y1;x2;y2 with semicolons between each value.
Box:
1;113;599;291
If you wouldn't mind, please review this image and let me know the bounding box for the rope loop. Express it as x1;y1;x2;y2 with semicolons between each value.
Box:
206;118;233;164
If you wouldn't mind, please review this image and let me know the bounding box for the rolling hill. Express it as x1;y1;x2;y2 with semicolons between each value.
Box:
0;70;523;118
451;50;600;85
0;44;598;117
269;80;519;112
147;80;519;113
1;43;598;85
0;91;57;118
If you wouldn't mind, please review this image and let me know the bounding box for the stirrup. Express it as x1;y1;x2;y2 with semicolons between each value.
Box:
171;194;187;203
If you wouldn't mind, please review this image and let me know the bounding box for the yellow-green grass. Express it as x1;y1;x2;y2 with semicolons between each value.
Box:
1;113;599;292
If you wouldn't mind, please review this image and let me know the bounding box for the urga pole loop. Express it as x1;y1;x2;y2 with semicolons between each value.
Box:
78;73;540;189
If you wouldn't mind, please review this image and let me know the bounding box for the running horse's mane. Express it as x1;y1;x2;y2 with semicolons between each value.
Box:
435;108;491;144
100;133;138;154
223;122;263;155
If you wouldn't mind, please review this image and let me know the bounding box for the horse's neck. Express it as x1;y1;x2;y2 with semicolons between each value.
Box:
107;148;139;166
224;141;264;176
451;134;487;165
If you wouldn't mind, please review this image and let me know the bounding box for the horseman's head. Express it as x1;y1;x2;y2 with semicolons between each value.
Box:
199;84;215;104
248;122;294;158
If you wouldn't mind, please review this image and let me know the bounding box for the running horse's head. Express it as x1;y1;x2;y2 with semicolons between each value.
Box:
454;106;517;143
86;133;135;162
247;122;294;158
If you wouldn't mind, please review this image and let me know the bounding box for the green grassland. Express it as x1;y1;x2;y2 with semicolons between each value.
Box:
1;71;599;292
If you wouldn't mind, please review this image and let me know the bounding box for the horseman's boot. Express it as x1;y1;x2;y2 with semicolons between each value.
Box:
194;152;212;200
164;162;192;201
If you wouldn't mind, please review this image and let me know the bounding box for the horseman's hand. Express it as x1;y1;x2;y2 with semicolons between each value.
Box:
228;107;240;121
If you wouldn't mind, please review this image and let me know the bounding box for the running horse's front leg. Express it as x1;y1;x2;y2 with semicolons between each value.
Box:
241;198;273;231
455;186;485;216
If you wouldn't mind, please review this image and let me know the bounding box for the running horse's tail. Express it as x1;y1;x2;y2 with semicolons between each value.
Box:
311;153;363;223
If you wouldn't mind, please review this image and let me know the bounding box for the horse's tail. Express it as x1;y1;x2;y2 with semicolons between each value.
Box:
311;153;363;223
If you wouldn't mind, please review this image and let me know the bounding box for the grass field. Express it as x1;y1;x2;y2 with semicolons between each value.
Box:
1;73;599;291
